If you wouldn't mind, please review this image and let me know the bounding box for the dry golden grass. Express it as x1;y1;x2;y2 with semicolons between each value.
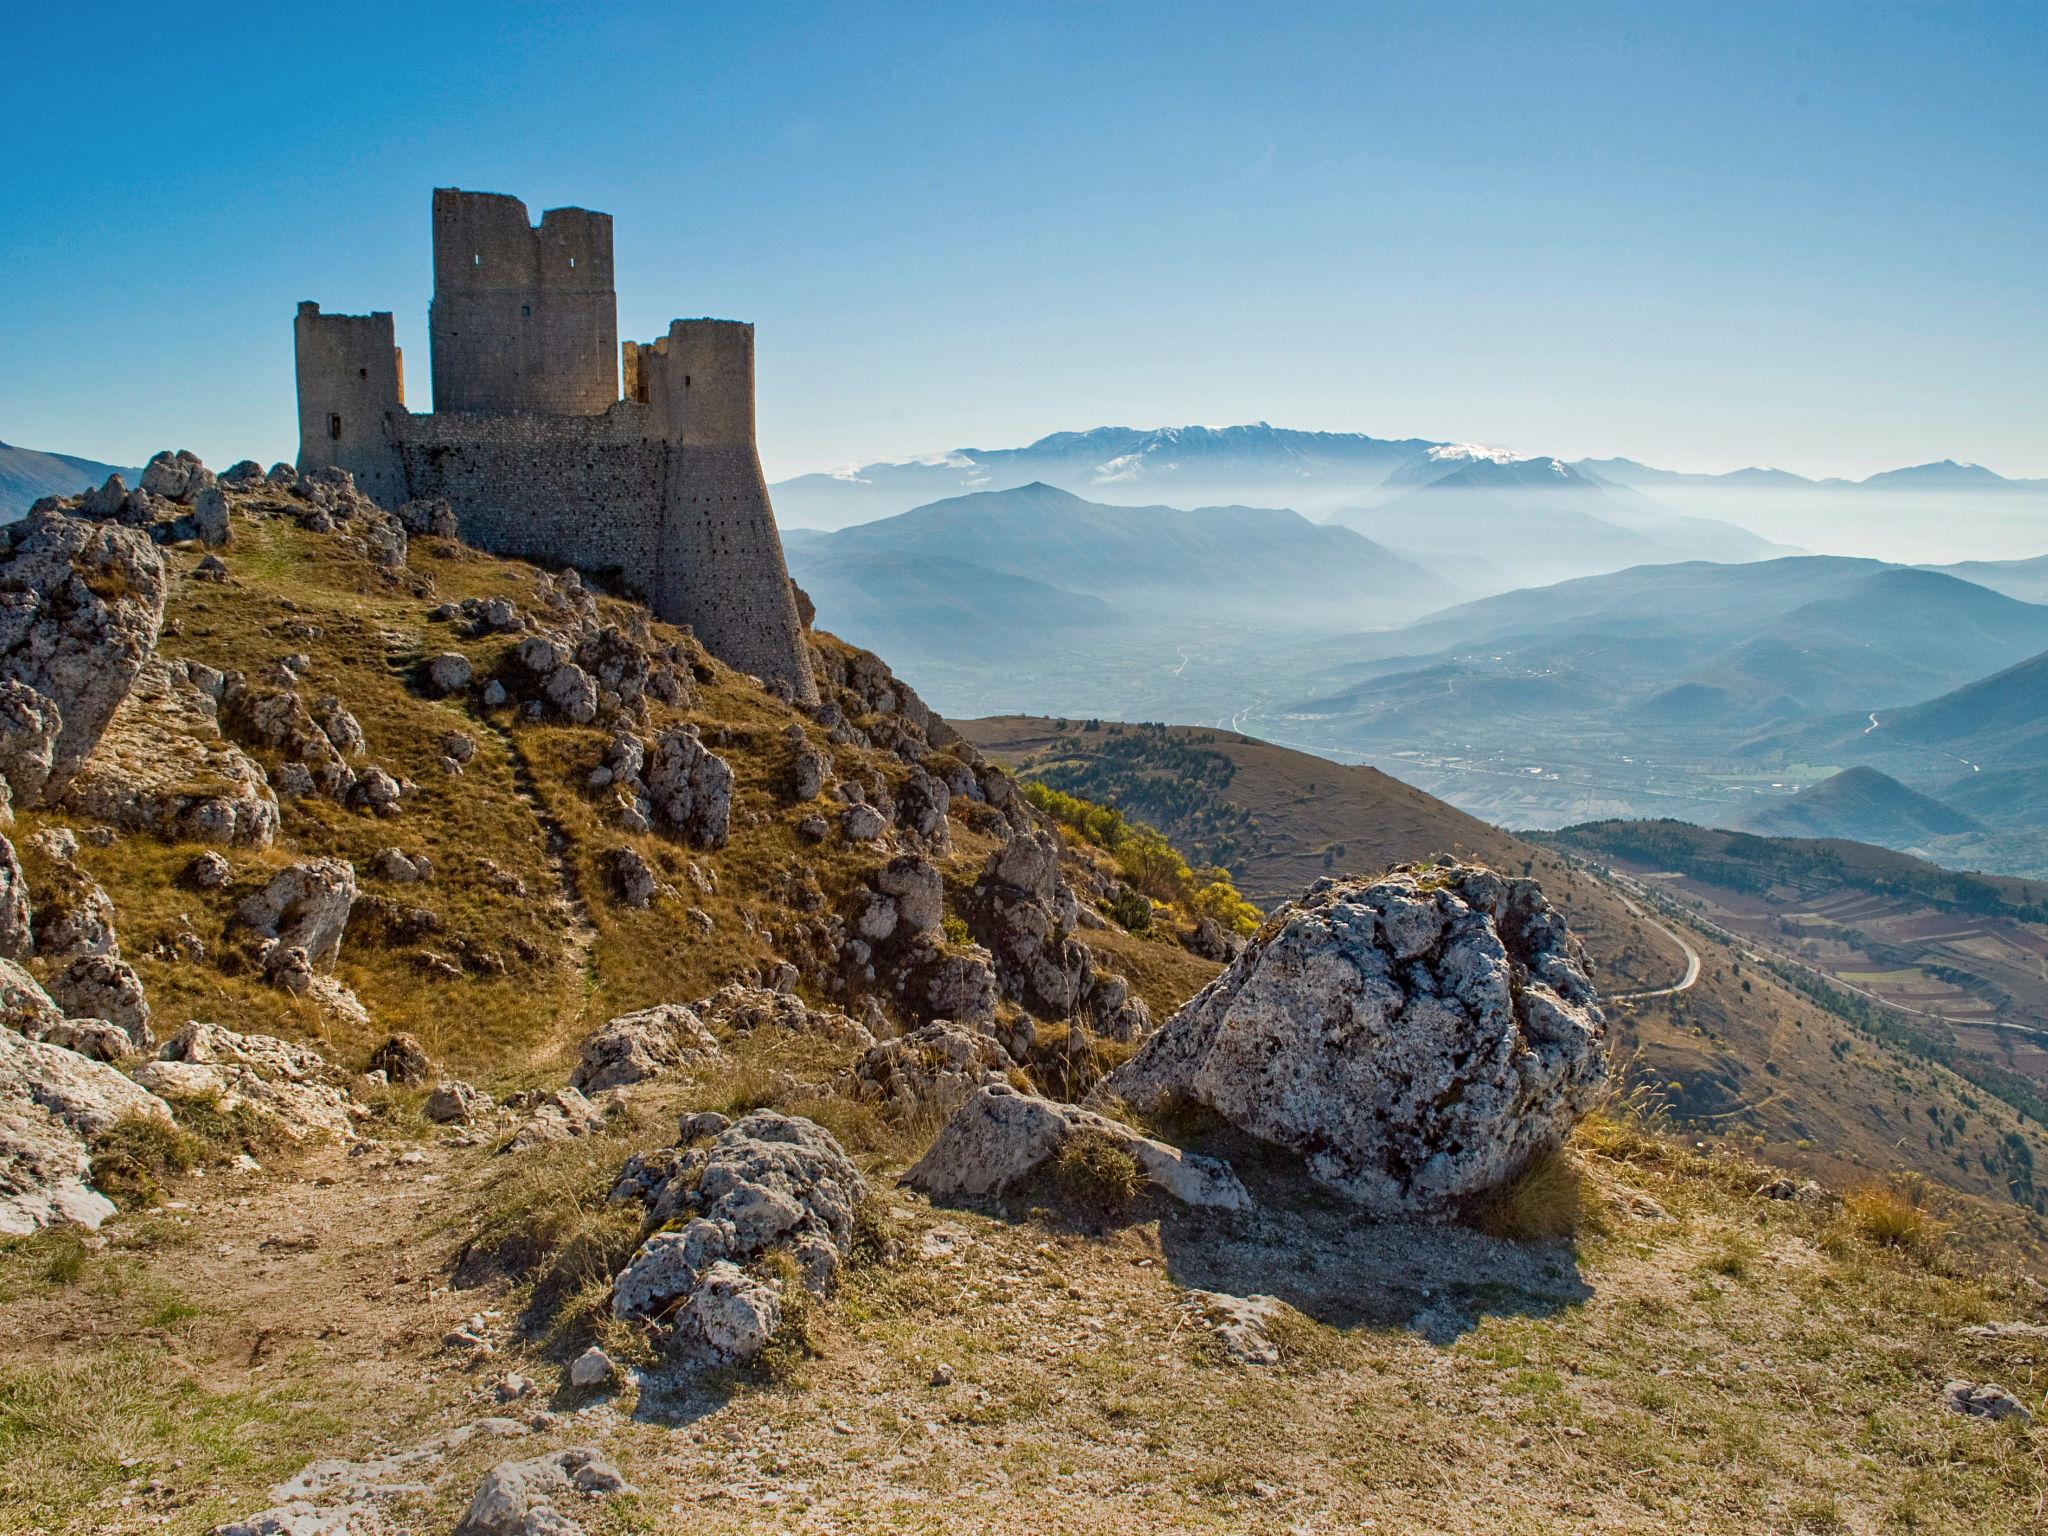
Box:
1466;1147;1606;1243
1844;1178;1948;1257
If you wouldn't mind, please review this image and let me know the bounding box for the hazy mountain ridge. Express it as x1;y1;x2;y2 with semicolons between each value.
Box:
0;440;141;518
785;481;1460;708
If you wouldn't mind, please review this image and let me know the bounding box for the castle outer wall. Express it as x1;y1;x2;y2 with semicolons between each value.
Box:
293;191;816;703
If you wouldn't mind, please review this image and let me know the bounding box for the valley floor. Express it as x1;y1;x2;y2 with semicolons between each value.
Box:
4;1101;2044;1535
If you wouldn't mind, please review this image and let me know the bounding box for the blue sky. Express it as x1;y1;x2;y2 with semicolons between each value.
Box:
2;1;2043;480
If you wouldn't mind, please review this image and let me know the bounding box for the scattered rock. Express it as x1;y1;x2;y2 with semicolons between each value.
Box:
855;1019;1010;1116
967;830;1150;1038
45;953;152;1050
1183;1289;1290;1365
567;1345;616;1390
236;858;357;979
841;802;886;842
600;845;657;909
610;1112;865;1362
501;1087;605;1153
1101;864;1608;1216
426;1079;486;1125
367;1033;434;1086
1943;1379;2033;1424
908;1083;1250;1210
644;728;733;848
182;850;232;889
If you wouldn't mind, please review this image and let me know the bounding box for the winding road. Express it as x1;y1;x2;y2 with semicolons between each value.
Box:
1602;879;1703;1001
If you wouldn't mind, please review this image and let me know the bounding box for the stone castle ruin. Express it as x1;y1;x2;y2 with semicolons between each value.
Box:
295;188;816;702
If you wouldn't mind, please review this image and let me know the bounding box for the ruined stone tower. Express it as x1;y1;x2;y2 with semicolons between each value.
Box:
294;189;816;703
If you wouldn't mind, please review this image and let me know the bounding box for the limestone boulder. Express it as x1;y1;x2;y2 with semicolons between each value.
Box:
367;1032;434;1085
0;513;168;805
1100;865;1609;1216
570;1003;719;1093
610;1112;866;1362
0;959;64;1037
600;845;657;909
854;1019;1010;1117
966;830;1150;1039
236;858;357;973
425;652;474;696
45;954;152;1051
453;1447;632;1536
644;728;733;848
1;1025;172;1234
907;1082;1250;1210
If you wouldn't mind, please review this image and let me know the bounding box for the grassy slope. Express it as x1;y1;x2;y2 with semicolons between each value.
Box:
2;508;2044;1533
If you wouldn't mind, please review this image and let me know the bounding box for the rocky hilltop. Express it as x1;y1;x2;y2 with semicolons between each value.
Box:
0;455;2042;1534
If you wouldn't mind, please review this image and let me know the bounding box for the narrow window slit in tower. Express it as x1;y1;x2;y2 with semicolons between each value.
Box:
329;413;342;440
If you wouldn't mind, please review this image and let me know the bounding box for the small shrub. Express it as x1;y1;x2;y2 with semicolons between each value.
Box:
1104;887;1153;934
89;1114;205;1208
1844;1182;1944;1256
940;914;972;947
1049;1129;1143;1217
1468;1150;1600;1243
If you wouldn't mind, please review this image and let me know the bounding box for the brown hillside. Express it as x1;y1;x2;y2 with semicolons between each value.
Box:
961;717;2048;1239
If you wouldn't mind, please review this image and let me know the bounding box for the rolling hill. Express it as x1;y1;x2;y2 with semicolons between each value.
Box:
1733;766;1980;842
0;440;139;519
1930;551;2048;604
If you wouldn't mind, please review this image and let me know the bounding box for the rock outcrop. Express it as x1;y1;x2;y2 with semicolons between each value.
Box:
1;1025;172;1234
907;1082;1250;1210
59;658;279;846
235;858;357;989
967;831;1151;1039
1101;864;1609;1216
854;1019;1011;1116
609;1111;865;1363
0;513;168;806
131;1021;356;1141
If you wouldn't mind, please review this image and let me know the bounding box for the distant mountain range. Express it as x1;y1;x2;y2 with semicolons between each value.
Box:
1576;456;2048;493
771;424;1440;531
0;441;138;519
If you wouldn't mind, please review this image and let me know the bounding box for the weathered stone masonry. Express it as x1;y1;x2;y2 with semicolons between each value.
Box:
295;188;816;702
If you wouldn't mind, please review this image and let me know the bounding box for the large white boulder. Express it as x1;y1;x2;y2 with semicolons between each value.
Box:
1101;864;1608;1216
0;513;168;805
